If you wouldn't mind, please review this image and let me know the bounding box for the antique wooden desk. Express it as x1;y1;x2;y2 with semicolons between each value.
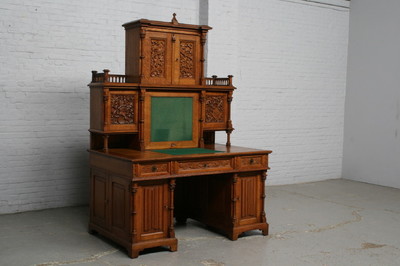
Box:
88;14;272;258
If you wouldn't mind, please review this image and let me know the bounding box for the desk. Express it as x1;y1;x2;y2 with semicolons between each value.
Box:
88;144;272;258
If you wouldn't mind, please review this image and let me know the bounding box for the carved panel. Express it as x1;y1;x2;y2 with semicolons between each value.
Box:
138;163;169;177
179;41;195;78
205;95;225;123
239;156;263;168
110;94;135;125
150;39;166;77
142;185;164;233
177;159;232;173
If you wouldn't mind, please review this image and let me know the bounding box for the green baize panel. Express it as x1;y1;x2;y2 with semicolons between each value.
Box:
151;97;193;142
152;148;222;156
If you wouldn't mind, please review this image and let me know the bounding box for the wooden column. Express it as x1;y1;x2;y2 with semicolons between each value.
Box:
226;89;234;147
139;88;146;151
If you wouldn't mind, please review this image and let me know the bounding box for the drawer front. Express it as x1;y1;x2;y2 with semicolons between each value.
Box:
136;162;170;177
176;158;233;174
237;155;266;170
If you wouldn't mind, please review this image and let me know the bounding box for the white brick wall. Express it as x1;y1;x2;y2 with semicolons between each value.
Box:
0;0;349;213
208;0;349;185
0;0;200;214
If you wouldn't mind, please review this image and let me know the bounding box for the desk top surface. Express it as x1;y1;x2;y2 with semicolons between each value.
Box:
89;144;272;162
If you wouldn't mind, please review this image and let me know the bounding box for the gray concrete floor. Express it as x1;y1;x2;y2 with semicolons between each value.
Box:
1;179;400;266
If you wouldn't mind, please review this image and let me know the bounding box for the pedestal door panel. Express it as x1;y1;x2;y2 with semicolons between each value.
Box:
134;180;170;241
236;173;262;226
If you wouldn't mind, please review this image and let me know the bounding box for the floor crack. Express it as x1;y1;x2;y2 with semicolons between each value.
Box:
305;210;362;233
32;249;118;266
272;188;366;210
268;210;363;239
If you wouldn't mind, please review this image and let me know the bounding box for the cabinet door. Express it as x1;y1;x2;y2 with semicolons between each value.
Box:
204;92;228;130
104;90;138;132
91;169;108;229
236;173;263;226
135;181;170;241
91;170;131;233
173;34;200;85
142;31;172;85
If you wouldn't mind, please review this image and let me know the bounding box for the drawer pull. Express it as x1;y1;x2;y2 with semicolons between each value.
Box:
151;166;158;172
249;158;254;165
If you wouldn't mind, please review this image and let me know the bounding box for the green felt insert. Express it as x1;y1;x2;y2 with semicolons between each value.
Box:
151;97;193;142
152;148;223;156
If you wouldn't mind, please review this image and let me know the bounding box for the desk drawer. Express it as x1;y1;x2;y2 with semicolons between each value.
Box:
237;155;266;170
135;162;170;177
176;158;233;174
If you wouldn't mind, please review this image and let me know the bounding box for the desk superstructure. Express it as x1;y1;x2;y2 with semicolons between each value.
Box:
88;14;272;258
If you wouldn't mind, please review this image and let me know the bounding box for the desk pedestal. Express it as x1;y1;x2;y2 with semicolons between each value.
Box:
88;146;271;258
175;172;268;240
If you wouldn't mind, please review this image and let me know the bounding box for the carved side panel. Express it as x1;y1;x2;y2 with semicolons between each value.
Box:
110;94;135;125
179;41;195;78
111;182;126;229
150;39;166;77
92;173;107;228
205;95;225;123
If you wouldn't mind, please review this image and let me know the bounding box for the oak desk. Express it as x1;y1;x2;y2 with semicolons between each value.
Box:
88;14;272;258
89;144;271;258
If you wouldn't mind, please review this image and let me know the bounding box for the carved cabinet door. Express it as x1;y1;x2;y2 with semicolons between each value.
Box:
142;31;173;85
104;90;138;132
172;34;200;85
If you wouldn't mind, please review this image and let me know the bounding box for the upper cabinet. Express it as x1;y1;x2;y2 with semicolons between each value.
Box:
89;15;236;151
123;14;210;85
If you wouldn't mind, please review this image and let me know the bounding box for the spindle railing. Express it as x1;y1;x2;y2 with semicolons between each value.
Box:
203;75;233;86
91;70;233;87
91;69;126;83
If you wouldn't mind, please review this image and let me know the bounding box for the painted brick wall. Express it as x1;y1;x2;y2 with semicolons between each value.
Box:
208;0;349;185
0;0;349;213
0;0;200;214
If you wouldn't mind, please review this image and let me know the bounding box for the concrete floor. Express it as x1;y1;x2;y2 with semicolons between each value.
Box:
1;179;400;266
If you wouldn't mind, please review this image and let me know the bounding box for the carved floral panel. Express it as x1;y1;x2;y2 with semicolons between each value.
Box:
178;159;232;172
179;41;194;78
111;94;135;125
205;95;225;123
150;39;166;77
